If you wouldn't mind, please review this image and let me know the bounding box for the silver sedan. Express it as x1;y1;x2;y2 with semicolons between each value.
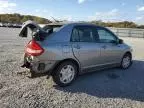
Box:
20;21;133;87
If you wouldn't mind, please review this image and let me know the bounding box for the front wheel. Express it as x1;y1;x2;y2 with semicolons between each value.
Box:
52;61;78;87
120;53;132;69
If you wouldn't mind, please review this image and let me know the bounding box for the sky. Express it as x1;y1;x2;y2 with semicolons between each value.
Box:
0;0;144;24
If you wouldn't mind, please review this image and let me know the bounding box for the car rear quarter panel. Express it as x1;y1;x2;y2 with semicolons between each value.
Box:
28;42;64;73
37;41;78;63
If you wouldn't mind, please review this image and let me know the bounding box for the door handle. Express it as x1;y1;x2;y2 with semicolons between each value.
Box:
73;44;81;49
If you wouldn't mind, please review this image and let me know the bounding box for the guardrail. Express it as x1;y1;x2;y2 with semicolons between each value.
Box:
108;27;144;38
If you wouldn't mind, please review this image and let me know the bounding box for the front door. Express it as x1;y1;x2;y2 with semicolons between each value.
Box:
97;27;123;64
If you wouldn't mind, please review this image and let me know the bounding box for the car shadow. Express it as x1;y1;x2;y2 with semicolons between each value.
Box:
54;60;144;102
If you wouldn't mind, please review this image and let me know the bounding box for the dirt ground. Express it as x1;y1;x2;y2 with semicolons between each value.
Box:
0;28;144;108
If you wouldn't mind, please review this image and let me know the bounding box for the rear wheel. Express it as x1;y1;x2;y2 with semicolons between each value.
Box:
120;53;132;69
52;61;78;87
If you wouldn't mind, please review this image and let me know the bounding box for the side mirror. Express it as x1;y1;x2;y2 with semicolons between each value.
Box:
119;39;124;44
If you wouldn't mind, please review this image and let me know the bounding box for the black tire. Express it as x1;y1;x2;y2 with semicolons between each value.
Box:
120;53;132;69
52;61;78;87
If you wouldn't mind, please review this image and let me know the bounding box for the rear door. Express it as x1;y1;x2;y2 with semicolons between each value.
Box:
71;25;101;71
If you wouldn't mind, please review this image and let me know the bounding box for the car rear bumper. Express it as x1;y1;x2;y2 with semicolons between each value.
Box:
21;54;57;73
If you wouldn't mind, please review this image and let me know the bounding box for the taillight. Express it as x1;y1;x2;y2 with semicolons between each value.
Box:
25;40;44;56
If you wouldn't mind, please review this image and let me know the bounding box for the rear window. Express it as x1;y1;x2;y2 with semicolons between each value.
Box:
42;25;63;33
34;25;63;41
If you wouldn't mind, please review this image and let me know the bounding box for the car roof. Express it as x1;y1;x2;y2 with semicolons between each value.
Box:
43;22;106;42
46;22;103;28
69;22;100;27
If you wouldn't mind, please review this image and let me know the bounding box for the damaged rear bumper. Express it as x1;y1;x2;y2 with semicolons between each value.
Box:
21;54;57;74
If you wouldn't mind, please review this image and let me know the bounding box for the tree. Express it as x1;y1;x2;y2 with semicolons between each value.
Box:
0;14;51;24
90;20;138;28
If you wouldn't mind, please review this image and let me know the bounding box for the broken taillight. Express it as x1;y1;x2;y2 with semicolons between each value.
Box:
25;39;44;56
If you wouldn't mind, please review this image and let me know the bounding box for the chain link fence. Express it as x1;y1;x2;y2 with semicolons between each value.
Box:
108;27;144;38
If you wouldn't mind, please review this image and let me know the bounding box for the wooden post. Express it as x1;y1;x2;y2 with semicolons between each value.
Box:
129;29;131;37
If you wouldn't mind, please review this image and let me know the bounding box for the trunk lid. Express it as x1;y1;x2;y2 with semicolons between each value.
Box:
19;20;63;41
19;20;41;38
19;20;50;41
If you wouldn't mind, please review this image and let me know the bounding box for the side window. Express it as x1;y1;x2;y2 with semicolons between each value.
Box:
71;28;79;42
71;26;95;42
97;28;117;43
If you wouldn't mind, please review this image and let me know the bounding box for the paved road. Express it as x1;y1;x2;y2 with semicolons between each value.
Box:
0;27;144;108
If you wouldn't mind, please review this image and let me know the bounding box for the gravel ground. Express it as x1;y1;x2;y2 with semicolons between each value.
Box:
0;27;144;108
